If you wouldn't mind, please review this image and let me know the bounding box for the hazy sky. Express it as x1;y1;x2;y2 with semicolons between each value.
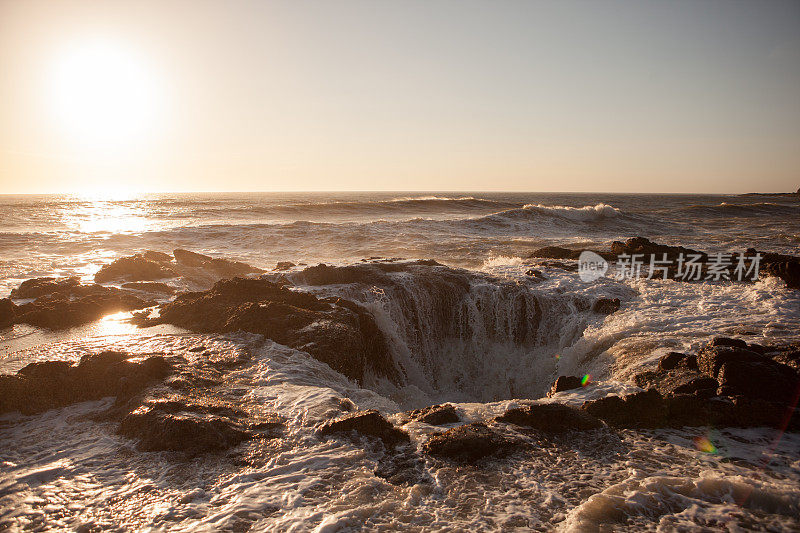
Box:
1;0;798;194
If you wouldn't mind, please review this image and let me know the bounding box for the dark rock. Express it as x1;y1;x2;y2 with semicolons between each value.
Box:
399;404;459;425
634;369;716;396
762;261;800;289
422;422;522;462
582;389;666;428
173;249;263;278
525;269;546;279
319;410;409;447
658;352;689;371
0;298;16;327
671;376;720;395
94;254;176;283
10;276;81;299
274;261;296;271
496;403;603;432
708;337;749;349
121;282;176;295
149;277;394;383
0;352;171;415
592;298;620;315
118;403;252;454
696;345;767;378
374;449;428;486
13;289;151;330
717;360;799;404
548;375;583;396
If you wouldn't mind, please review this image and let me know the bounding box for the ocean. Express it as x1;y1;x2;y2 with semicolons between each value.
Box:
1;192;799;531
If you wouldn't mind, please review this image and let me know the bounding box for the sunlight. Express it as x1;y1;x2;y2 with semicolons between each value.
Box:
47;40;159;155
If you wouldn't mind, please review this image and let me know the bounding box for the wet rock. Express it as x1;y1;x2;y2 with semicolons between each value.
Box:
173;249;263;278
634;369;717;397
671;376;720;395
319;410;410;447
0;298;16;327
496;403;603;432
592;298;620;315
422;422;522;462
10;276;81;299
0;352;171;415
717;359;799;404
399;403;459;425
274;261;296;271
118;402;252;454
658;352;697;371
762;260;800;290
696;344;769;378
610;237;706;260
149;277;395;383
121;282;176;295
94;254;176;283
374;449;428;486
582;389;666;428
13;288;151;330
525;269;547;280
548;375;583;396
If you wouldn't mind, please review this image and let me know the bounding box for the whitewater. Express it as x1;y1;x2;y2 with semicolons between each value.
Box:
1;192;800;531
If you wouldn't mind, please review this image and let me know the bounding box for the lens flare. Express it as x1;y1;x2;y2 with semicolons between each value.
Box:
693;435;717;454
581;374;591;386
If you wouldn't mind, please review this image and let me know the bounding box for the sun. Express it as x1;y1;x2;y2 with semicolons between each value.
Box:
48;40;159;154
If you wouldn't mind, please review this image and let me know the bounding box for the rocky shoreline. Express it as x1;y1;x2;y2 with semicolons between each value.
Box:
1;240;799;466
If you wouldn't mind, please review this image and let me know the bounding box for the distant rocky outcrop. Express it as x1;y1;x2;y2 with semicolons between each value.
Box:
528;236;800;289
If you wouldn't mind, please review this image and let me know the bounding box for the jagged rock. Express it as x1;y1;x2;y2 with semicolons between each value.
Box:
173;249;263;278
696;343;769;378
717;359;798;404
10;276;81;299
118;402;252;454
8;279;152;329
0;298;16;327
149;277;394;383
582;389;665;428
592;298;620;314
0;352;171;415
297;260;444;288
496;403;603;432
528;247;613;261
422;422;522;462
121;282;176;295
94;254;176;283
634;369;717;397
319;410;409;447
762;261;800;289
658;352;697;371
274;261;296;271
548;375;583;396
399;404;459;425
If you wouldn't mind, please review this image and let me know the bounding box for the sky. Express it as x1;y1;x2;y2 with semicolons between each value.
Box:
0;0;798;194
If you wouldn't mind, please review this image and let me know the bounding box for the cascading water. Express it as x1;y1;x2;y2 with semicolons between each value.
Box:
292;262;598;405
